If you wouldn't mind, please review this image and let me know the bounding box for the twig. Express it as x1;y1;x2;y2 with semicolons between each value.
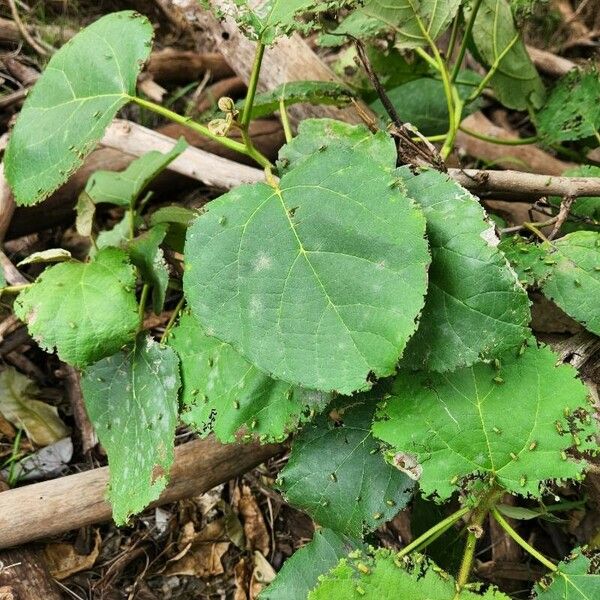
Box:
548;195;575;240
7;0;48;56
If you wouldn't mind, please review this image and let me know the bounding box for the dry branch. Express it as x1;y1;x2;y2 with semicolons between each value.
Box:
0;437;283;550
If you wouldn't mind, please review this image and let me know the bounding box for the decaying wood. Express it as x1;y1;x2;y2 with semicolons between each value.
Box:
0;16;74;46
0;437;283;550
0;165;15;243
456;113;573;176
0;546;61;599
448;168;600;200
147;49;234;85
526;45;577;77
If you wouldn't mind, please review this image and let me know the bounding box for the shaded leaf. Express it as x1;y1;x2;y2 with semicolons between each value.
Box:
398;167;531;372
81;335;180;524
374;344;595;501
320;0;460;50
128;224;170;314
14;248;139;367
279;397;415;538
534;550;600;599
184;144;429;395
0;368;70;447
75;192;96;238
309;549;510;599
150;205;198;253
85;138;187;207
537;69;600;144
169;311;329;443
261;529;359;600
468;0;544;110
4;12;153;206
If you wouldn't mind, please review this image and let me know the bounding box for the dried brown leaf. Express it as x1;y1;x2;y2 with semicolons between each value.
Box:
44;530;101;580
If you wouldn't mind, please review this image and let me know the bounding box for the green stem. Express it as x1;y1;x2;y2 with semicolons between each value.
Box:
465;33;520;104
131;96;273;170
138;283;150;329
446;10;461;62
241;42;266;129
414;47;439;71
396;506;470;560
7;428;23;488
450;0;483;83
491;507;558;572
160;296;185;344
459;125;539;146
279;95;293;144
0;284;31;294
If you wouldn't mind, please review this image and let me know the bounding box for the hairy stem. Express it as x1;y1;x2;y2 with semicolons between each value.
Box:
241;42;266;129
130;96;273;169
450;0;483;83
396;506;470;560
491;507;558;572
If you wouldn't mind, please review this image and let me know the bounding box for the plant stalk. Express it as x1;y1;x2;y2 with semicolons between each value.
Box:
241;42;266;129
450;0;483;83
160;296;186;344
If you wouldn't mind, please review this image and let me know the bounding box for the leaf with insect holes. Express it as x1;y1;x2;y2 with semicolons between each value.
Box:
0;368;70;447
277;118;397;174
80;335;180;524
309;549;510;599
498;234;549;286
207;0;361;44
398;167;530;372
278;397;415;538
184;144;429;395
537;69;600;144
540;231;600;336
14;248;139;368
534;550;600;599
128;225;170;315
261;529;359;600
235;81;356;120
319;0;461;50
373;344;596;502
168;311;330;443
85;138;187;207
4;12;153;206
467;0;544;110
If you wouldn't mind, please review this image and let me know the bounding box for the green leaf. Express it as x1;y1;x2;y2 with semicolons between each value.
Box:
184;144;429;395
214;0;360;44
279;397;415;538
309;550;510;599
468;0;544;110
14;248;139;367
168;311;330;443
398;167;530;372
373;344;595;502
534;550;600;599
94;214;140;254
498;234;548;286
540;231;600;336
261;529;359;600
4;11;154;206
237;81;356;120
85;138;187;207
370;74;482;136
537;69;600;144
0;368;70;447
128;225;170;314
277;118;397;174
80;335;180;524
150;206;198;254
319;0;461;50
17;249;72;266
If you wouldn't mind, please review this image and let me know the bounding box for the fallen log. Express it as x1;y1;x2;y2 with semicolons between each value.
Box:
0;437;283;550
0;547;61;599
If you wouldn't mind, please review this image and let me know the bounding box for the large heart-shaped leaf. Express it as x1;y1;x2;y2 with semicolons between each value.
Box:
309;550;510;599
168;311;330;443
398;167;530;372
279;398;415;538
373;344;595;501
319;0;461;50
5;11;153;206
81;335;180;524
262;529;359;600
534;550;600;599
184;144;429;394
468;0;544;110
14;248;139;367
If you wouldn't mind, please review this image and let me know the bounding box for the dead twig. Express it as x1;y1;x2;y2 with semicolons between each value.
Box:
6;0;50;56
548;195;576;240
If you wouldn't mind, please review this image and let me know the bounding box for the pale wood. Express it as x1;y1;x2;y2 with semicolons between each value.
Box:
526;45;577;77
0;437;282;550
